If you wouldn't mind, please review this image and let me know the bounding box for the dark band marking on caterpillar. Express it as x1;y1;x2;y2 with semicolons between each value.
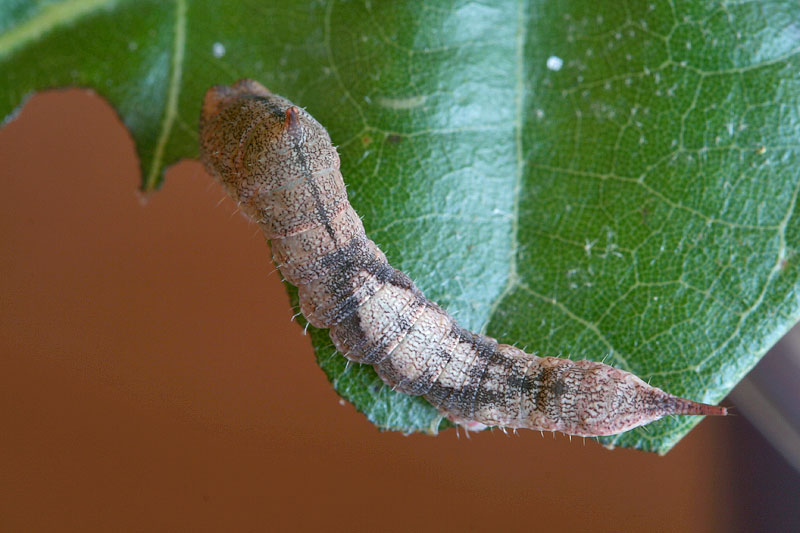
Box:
199;79;727;438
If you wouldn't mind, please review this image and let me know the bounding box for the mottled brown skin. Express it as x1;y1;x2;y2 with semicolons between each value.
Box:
199;80;727;437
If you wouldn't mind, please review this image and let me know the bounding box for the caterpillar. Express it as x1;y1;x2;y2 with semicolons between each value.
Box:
199;79;727;438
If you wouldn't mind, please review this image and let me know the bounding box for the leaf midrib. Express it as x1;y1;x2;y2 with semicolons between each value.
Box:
143;0;186;191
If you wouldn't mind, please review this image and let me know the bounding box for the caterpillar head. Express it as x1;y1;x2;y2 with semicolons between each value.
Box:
199;79;340;215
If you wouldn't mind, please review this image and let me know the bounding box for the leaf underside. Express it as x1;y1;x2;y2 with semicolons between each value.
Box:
3;0;800;453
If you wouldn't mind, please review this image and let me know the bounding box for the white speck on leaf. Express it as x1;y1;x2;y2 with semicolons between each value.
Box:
584;239;596;257
212;42;226;58
546;56;564;71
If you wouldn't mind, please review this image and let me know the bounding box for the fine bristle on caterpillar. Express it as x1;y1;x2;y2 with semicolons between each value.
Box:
199;79;727;438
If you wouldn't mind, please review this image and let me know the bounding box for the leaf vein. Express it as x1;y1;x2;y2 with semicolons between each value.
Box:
144;0;186;191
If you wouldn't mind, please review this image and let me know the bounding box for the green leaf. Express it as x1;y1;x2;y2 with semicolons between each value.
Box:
3;0;800;453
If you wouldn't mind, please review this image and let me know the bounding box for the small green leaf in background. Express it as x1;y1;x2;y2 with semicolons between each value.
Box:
3;0;800;453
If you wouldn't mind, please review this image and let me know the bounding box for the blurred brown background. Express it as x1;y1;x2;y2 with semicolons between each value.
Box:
1;90;798;532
